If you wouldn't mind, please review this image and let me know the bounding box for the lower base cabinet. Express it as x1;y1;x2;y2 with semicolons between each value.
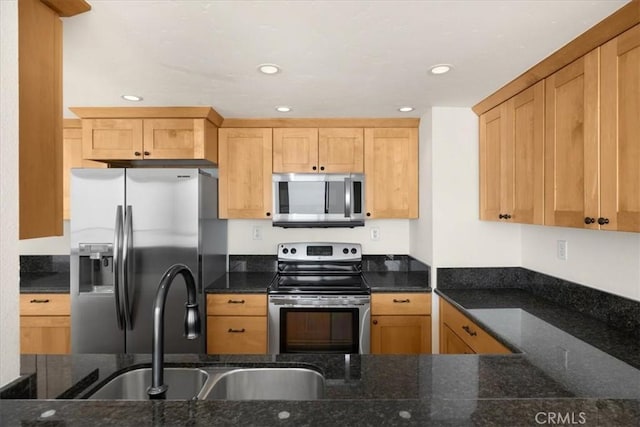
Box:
206;294;267;354
371;293;432;354
20;294;71;354
439;298;511;354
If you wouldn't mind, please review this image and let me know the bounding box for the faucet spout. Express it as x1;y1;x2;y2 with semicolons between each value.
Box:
147;264;201;399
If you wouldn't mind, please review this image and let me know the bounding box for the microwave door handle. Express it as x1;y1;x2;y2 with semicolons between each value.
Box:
344;177;352;217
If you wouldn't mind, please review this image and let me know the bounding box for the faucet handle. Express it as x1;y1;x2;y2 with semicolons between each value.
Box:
184;303;201;339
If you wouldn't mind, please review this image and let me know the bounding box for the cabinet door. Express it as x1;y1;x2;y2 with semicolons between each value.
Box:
318;128;364;173
20;316;70;354
364;128;419;218
510;81;545;224
479;104;507;221
63;121;106;219
206;316;267;354
272;128;318;173
370;315;431;354
82;118;144;160
142;118;200;159
601;25;640;232
218;128;273;218
440;323;475;354
545;50;600;228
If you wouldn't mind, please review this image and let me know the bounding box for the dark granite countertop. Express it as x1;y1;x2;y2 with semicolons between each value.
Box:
364;271;431;292
205;272;276;293
2;352;638;426
20;272;70;294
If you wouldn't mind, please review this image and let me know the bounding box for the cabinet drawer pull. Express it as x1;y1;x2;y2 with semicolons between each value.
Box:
227;299;245;304
227;328;246;333
462;325;477;337
30;299;50;304
392;298;410;303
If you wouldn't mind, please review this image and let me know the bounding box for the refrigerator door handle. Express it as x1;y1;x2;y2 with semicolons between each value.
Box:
121;205;134;330
113;205;125;330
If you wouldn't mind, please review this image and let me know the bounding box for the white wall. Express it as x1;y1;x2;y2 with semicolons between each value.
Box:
0;0;21;387
18;220;71;255
430;107;522;268
409;110;433;266
228;219;410;254
522;225;640;301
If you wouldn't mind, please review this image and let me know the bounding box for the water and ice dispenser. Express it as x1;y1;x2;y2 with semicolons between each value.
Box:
78;243;114;293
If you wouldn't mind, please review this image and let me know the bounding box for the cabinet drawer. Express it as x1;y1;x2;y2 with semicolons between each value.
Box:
20;294;70;316
371;293;431;315
206;316;267;354
440;299;510;354
206;294;266;316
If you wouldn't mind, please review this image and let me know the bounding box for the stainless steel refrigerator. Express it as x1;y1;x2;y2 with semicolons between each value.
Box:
70;168;226;353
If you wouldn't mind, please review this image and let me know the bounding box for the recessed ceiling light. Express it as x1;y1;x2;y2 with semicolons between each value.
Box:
429;64;452;75
398;107;414;112
275;106;292;113
258;64;281;75
121;94;143;102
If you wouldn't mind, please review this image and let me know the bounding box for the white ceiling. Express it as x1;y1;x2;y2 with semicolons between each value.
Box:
62;0;629;119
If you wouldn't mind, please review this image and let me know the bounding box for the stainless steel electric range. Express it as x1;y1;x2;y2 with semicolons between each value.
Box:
268;242;371;354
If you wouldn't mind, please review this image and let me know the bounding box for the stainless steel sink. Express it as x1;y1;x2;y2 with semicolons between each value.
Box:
201;368;325;400
87;367;209;400
85;366;325;401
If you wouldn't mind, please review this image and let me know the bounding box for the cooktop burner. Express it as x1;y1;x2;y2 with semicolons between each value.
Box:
268;242;370;295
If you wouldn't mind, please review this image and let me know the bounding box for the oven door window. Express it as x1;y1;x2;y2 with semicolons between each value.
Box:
280;308;359;353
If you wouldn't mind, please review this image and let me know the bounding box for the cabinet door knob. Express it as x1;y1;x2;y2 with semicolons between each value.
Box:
320;166;325;171
597;217;609;225
366;212;371;217
144;151;150;156
134;151;142;157
266;212;271;217
312;166;317;171
584;217;595;224
499;213;512;219
372;320;378;325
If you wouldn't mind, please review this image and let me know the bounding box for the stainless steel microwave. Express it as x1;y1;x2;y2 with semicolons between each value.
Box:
272;173;365;227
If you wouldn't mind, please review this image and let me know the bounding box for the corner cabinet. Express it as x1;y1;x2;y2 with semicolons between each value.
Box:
272;128;364;173
364;128;419;218
218;128;273;219
479;81;544;224
206;294;267;354
439;298;510;354
371;293;431;354
20;294;71;354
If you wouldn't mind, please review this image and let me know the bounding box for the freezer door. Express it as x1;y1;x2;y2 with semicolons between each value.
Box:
124;169;204;353
70;168;126;353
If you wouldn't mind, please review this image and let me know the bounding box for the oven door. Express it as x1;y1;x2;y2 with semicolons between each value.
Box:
268;295;370;354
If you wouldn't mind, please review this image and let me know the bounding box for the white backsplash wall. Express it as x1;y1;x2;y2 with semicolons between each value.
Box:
228;219;411;254
18;220;71;255
522;225;640;301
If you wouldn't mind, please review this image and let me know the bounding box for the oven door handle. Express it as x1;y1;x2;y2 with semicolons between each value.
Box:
359;305;371;354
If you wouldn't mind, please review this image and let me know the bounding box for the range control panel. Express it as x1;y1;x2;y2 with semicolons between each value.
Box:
277;242;361;262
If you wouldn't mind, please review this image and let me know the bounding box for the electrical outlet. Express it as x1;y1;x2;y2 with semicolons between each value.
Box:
252;226;262;240
557;240;568;261
370;227;380;241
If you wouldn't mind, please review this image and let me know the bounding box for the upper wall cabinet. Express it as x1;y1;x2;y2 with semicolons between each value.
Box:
218;128;273;219
69;107;221;164
364;128;419;218
544;50;600;229
272;128;363;173
600;24;640;232
479;81;544;224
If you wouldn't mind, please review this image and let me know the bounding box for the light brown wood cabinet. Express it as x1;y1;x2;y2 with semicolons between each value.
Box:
20;293;71;354
364;128;419;219
272;128;364;173
371;293;431;354
218;128;273;219
545;26;640;233
439;298;510;354
479;81;544;224
62;119;106;219
206;294;267;354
